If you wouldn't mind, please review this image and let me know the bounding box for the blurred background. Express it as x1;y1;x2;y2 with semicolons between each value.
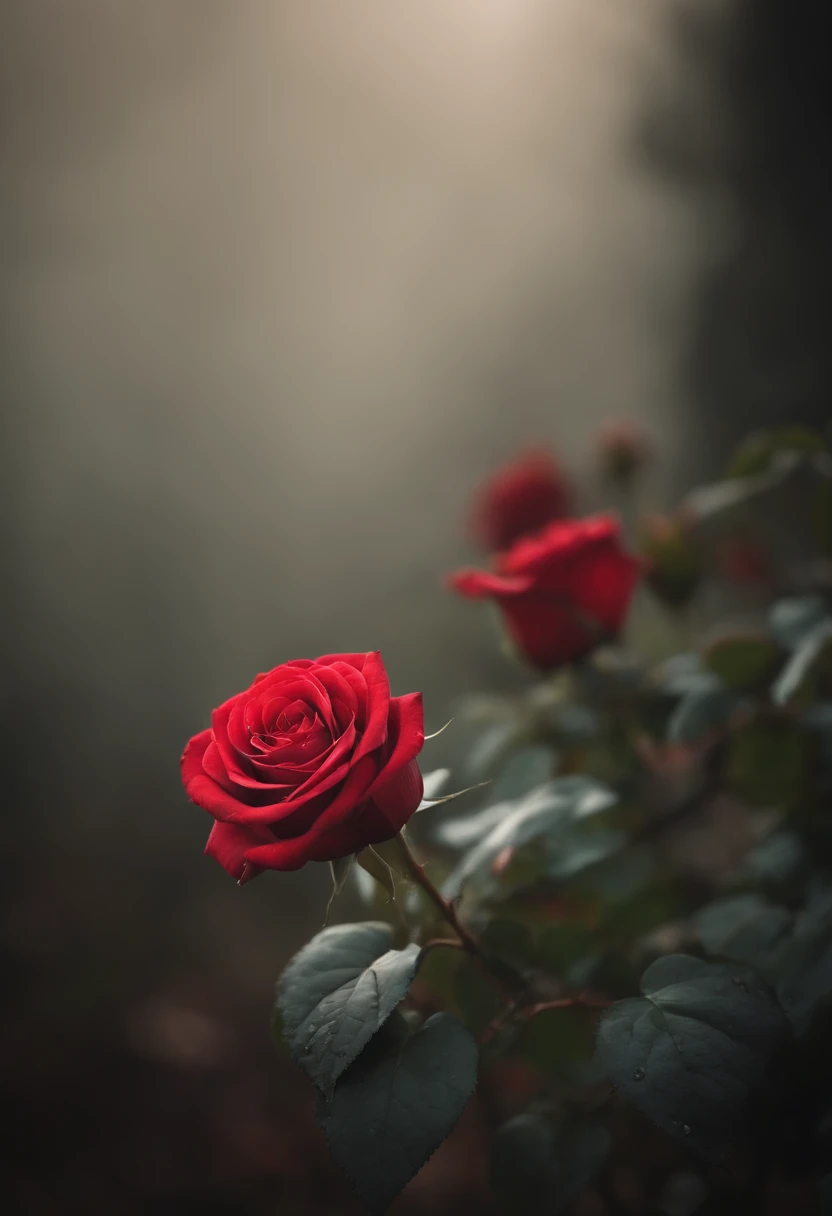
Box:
1;1;828;1211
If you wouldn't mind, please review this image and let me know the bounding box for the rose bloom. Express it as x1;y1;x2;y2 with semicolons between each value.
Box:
181;652;424;882
448;515;640;670
469;447;572;552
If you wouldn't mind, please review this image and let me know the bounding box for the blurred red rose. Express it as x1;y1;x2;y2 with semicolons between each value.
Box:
469;447;572;552
181;652;424;881
448;515;640;670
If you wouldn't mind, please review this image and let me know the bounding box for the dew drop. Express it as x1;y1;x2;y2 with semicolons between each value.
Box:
632;1067;646;1081
682;1125;691;1136
732;977;748;992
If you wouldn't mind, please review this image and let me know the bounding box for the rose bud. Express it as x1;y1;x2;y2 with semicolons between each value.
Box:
181;652;424;881
597;417;652;486
448;515;641;671
469;446;572;552
641;512;703;610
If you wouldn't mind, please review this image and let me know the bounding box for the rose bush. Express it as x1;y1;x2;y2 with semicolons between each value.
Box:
469;446;571;552
448;514;641;669
181;651;424;881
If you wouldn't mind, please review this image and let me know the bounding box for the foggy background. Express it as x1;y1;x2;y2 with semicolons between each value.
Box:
1;1;828;1211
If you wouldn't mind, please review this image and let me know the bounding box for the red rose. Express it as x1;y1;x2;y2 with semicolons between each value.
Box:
181;652;424;882
469;447;572;552
448;515;640;670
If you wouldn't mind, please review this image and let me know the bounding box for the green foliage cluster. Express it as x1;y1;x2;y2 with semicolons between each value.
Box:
275;426;832;1214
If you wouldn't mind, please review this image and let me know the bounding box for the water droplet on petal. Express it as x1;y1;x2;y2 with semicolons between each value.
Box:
633;1066;646;1081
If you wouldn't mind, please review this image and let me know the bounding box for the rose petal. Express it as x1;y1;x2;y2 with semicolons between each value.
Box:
350;651;392;764
364;692;424;801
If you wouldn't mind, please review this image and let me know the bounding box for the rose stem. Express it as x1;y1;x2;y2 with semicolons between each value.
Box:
392;833;516;1002
479;992;612;1045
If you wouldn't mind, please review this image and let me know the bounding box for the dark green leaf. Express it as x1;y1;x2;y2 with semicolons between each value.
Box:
703;633;781;691
776;935;832;1034
774;883;832;1033
772;620;832;706
727;719;810;807
667;677;738;743
769;596;828;650
318;1012;477;1214
658;653;707;694
467;721;526;780
435;799;514;850
546;828;627;882
726;427;828;479
491;746;555;802
742;832;808;886
492;1114;609;1215
442;777;617;897
544;703;600;744
595;954;791;1160
277;922;420;1097
696;895;791;965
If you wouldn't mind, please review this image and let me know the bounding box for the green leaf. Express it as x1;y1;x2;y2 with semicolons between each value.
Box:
769;596;828;649
595;954;791;1160
772;619;832;706
776;934;832;1035
581;647;645;700
442;777;617;898
276;922;421;1098
467;721;526;780
703;633;781;691
434;799;513;850
543;703;600;744
491;746;554;802
726;427;828;479
742;832;808;886
546;828;627;882
491;1114;609;1215
696;895;791;965
317;1012;478;1214
773;882;832;1033
727;719;810;807
667;676;738;743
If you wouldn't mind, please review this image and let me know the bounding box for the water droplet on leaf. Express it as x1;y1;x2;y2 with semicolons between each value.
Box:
633;1066;646;1081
